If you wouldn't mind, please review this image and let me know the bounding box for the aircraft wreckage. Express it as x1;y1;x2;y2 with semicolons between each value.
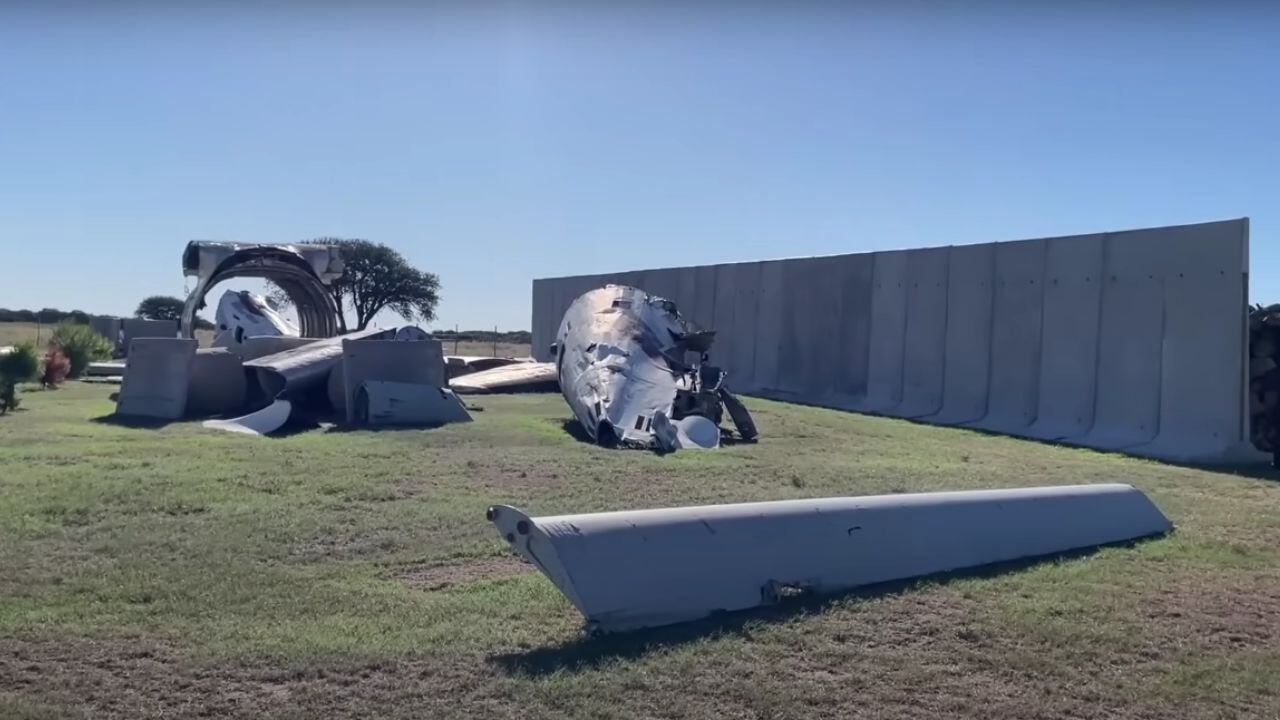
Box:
555;285;757;451
489;483;1172;634
112;241;474;434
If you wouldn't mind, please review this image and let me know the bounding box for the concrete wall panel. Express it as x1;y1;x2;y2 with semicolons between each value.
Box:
774;258;808;396
967;240;1046;434
691;264;719;330
673;265;700;321
833;253;876;401
859;251;909;412
799;257;846;399
728;262;762;390
711;264;739;383
924;243;995;425
1067;234;1163;450
1024;234;1105;440
750;260;786;393
891;247;950;418
1127;220;1250;460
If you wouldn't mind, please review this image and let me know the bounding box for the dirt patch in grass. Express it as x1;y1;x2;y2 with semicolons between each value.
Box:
0;635;483;720
397;555;533;591
1140;573;1280;652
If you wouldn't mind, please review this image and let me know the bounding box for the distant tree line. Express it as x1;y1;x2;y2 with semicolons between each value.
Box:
0;304;214;330
0;307;94;324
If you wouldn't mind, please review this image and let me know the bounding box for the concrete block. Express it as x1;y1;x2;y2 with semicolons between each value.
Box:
186;348;247;416
925;243;995;425
340;338;446;423
890;247;950;418
967;240;1046;434
115;338;197;419
1024;234;1105;440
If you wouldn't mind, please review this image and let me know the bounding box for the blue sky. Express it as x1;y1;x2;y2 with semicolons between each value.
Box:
1;2;1277;331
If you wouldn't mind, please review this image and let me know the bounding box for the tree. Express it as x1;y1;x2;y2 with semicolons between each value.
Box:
270;239;440;332
135;295;185;322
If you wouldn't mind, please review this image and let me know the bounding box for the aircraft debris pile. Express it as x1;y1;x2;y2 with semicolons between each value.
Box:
110;241;474;435
1249;302;1280;462
555;285;756;451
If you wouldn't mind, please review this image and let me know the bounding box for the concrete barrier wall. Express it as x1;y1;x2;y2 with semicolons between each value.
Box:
531;218;1253;462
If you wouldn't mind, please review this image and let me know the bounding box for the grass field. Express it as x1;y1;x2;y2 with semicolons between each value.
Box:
1;383;1278;719
0;322;531;358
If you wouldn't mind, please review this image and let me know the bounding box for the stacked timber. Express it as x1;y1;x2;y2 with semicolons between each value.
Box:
1249;304;1280;456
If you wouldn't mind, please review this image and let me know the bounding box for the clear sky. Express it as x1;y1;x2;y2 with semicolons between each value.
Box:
2;1;1277;331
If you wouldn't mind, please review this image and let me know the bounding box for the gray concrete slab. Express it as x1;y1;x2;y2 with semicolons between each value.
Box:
1024;233;1105;440
1126;219;1250;460
924;243;995;425
340;338;445;423
673;265;700;322
729;262;762;392
775;257;816;397
833;253;876;401
858;250;909;412
750;260;786;393
115;338;197;419
891;247;950;418
800;257;846;400
711;264;738;380
691;264;718;330
966;240;1046;434
1065;233;1163;450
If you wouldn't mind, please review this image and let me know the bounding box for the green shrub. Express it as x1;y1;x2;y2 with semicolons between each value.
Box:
0;342;39;415
49;322;114;378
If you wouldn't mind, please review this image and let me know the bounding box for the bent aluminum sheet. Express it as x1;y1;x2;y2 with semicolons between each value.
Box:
202;399;293;435
354;381;472;426
450;361;558;394
490;483;1171;633
244;327;392;400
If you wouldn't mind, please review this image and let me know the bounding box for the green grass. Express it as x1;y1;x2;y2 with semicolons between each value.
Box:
1;383;1278;719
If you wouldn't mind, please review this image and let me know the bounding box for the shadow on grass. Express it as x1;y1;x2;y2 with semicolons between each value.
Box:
489;536;1165;677
748;391;1280;484
558;418;759;449
559;418;595;443
89;413;176;429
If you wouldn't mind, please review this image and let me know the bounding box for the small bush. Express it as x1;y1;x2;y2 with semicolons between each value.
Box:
40;347;71;388
0;342;39;415
49;322;114;378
